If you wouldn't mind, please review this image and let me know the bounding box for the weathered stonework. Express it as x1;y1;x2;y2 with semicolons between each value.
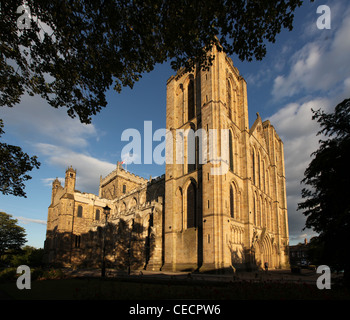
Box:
44;46;289;272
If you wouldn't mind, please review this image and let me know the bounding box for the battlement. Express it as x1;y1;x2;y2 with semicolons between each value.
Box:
148;174;165;184
100;164;148;188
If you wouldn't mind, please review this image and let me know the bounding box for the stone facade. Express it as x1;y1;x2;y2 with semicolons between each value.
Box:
44;46;289;272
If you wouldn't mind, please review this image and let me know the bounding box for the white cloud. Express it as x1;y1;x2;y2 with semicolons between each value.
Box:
35;143;115;194
289;232;318;244
272;7;350;101
1;94;98;148
1;93;113;195
15;216;47;225
268;76;350;243
245;67;273;87
269;98;329;242
267;3;350;243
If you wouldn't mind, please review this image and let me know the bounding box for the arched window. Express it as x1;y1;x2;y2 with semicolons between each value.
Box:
269;202;273;231
253;194;257;225
260;196;263;227
95;209;100;221
77;205;83;218
265;199;269;230
74;235;81;248
227;79;232;120
233;91;237;122
176;130;185;175
130;197;137;208
229;130;234;172
252;150;256;185
261;199;265;227
258;152;261;188
187;127;196;173
187;79;195;121
262;160;266;192
266;169;269;195
187;182;197;228
230;185;234;218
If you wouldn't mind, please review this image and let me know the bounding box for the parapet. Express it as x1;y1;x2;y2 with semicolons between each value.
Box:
100;164;148;188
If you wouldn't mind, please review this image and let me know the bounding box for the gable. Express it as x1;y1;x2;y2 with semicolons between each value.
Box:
249;112;268;152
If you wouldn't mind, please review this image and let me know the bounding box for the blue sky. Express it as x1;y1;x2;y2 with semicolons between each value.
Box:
1;0;350;248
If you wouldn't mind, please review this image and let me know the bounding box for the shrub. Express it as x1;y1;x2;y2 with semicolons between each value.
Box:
31;268;44;281
42;268;64;280
0;267;17;282
10;247;44;268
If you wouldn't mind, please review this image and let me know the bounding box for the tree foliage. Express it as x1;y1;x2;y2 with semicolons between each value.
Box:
0;212;27;260
7;246;44;267
298;98;350;284
1;0;307;123
0;119;40;197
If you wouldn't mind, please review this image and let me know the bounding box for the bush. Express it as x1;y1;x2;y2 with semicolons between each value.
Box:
0;267;17;282
41;268;65;280
10;247;44;267
0;266;65;283
31;268;44;281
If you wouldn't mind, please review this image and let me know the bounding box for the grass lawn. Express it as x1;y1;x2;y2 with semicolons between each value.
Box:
1;277;350;300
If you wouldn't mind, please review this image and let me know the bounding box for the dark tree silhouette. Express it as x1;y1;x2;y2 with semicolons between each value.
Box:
298;98;350;287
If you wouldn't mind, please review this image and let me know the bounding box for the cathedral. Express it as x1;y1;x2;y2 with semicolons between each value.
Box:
44;46;290;272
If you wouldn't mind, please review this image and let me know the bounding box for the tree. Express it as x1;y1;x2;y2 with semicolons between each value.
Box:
0;119;40;197
0;212;27;262
9;246;44;267
298;98;350;287
1;0;307;123
1;0;309;195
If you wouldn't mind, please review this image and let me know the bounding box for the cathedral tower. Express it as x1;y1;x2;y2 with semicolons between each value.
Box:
163;45;289;272
51;178;62;204
65;166;76;194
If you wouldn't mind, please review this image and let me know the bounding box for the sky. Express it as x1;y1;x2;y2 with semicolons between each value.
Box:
1;0;350;249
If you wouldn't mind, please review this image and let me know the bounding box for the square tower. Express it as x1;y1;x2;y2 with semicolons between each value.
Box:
163;46;252;272
164;46;289;272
